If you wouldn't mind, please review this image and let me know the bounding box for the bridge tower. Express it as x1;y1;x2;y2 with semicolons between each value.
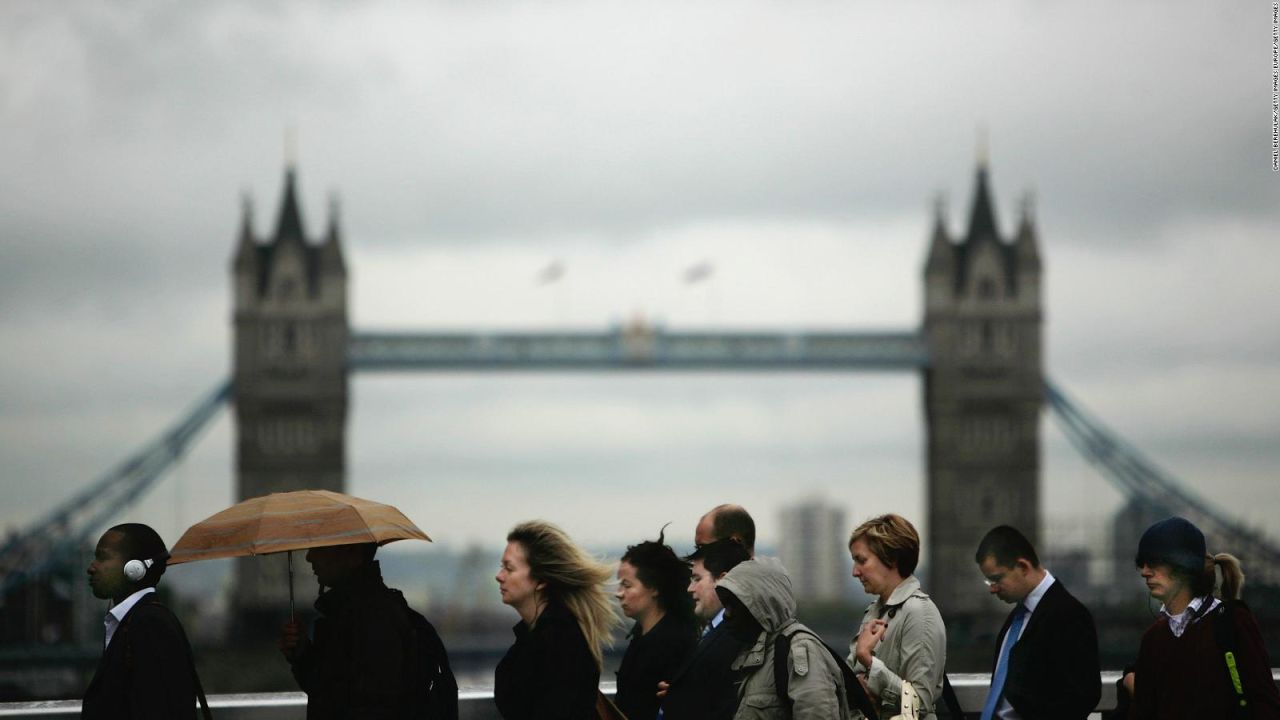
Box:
231;163;348;633
922;159;1043;633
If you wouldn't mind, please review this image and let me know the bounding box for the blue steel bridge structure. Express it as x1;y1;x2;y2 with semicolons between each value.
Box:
4;329;1279;594
2;159;1279;628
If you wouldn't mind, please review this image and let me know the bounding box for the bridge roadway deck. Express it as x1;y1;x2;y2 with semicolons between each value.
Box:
5;672;1280;718
348;330;929;371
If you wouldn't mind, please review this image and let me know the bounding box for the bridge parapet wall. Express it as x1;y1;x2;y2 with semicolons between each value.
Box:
8;673;1280;719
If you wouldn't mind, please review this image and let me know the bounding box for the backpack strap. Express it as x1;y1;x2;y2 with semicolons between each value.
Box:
1211;599;1250;720
773;633;791;710
177;618;213;720
774;626;879;720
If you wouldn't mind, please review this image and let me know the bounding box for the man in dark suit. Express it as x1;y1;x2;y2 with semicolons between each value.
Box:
658;538;751;720
975;525;1101;720
82;523;201;720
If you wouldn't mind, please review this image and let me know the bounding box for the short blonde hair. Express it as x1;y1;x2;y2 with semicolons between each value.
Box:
849;514;921;577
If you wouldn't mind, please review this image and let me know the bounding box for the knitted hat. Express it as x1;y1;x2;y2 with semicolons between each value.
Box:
1134;516;1206;574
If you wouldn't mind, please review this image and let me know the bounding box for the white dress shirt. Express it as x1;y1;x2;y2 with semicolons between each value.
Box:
103;586;156;649
995;571;1055;720
1162;595;1219;638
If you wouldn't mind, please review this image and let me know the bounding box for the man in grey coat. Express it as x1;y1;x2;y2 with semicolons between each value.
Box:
715;558;850;720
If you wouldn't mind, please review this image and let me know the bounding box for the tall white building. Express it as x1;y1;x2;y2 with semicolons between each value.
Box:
779;499;849;603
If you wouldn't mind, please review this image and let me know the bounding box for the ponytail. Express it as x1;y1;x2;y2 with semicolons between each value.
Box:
1213;553;1245;600
1191;552;1246;599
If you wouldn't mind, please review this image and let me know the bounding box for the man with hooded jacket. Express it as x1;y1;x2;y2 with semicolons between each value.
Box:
715;558;851;720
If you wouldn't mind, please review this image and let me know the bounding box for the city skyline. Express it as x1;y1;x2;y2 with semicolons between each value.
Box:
1;2;1277;559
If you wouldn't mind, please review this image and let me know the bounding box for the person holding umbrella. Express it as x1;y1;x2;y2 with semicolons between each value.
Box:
169;490;456;719
279;541;456;719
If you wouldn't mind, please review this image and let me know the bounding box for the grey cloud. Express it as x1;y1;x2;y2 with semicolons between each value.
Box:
1;0;1277;550
2;2;1274;255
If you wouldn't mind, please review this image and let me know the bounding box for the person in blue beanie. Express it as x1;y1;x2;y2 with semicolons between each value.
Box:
1125;516;1280;719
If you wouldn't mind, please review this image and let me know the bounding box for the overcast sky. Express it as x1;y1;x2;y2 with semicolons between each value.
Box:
1;1;1277;565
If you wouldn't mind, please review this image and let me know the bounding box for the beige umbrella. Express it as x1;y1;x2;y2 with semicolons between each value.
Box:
168;490;430;618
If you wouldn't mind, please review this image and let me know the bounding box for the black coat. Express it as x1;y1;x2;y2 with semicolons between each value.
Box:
659;619;746;720
614;612;698;720
494;599;600;720
992;579;1101;720
81;593;197;720
290;562;418;720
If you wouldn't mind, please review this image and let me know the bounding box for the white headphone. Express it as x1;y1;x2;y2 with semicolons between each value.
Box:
123;558;155;582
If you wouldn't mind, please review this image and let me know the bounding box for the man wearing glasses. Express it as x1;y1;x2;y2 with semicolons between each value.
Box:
974;525;1101;720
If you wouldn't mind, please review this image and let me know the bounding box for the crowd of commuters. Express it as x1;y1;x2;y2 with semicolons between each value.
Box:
82;506;1279;719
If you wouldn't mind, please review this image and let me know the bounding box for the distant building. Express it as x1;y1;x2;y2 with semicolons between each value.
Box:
779;499;849;603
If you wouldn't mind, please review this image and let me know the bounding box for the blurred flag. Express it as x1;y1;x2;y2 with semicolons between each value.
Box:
536;260;564;285
683;261;713;284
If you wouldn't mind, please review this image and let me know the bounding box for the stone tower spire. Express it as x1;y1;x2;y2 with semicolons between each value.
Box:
922;157;1044;656
273;167;307;244
924;194;955;307
230;162;349;636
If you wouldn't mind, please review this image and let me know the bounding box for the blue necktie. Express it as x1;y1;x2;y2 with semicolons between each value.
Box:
980;604;1028;720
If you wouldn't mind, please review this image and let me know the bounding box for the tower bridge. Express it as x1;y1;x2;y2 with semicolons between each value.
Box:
3;159;1278;643
348;328;928;371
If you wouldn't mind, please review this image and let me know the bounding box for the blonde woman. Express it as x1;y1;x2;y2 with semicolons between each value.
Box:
847;514;946;720
494;520;621;720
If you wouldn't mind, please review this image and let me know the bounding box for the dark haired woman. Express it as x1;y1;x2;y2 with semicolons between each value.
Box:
1126;516;1280;719
494;520;621;720
614;529;699;720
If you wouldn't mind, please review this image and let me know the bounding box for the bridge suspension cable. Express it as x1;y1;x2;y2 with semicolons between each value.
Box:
0;380;231;596
1045;379;1280;586
7;370;1278;595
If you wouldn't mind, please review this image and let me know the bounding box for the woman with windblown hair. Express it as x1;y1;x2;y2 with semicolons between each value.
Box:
1125;516;1280;719
613;527;699;720
494;521;622;720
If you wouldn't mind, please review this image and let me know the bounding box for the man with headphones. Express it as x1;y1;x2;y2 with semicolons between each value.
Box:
83;523;206;719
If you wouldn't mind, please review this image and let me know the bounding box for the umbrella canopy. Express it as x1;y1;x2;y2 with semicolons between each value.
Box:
168;490;431;564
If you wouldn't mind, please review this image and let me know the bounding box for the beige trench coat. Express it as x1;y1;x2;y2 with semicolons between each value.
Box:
847;576;947;720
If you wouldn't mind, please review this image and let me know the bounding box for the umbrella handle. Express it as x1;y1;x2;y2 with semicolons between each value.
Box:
288;550;295;623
